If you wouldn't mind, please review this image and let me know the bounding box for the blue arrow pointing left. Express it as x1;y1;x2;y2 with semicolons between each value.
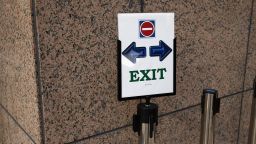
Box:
122;42;146;64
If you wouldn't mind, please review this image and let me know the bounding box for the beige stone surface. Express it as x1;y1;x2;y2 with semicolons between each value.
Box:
215;94;242;144
156;95;241;144
0;108;34;144
35;0;254;143
154;105;201;144
77;127;137;144
245;0;256;90
0;0;41;143
238;90;254;144
144;0;252;115
0;0;254;143
78;94;242;144
238;0;256;143
36;0;141;143
0;108;3;143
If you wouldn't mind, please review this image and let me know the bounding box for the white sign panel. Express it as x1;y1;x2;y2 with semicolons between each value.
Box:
118;13;176;100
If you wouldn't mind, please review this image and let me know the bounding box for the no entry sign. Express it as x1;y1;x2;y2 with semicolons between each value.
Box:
140;21;155;38
118;13;176;100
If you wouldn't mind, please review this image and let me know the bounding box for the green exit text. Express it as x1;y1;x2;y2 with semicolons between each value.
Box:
129;68;167;82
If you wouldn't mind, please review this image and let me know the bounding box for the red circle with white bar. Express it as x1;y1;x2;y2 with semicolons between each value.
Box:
140;21;155;37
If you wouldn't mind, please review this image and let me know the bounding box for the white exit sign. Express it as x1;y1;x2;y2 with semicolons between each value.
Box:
118;13;176;100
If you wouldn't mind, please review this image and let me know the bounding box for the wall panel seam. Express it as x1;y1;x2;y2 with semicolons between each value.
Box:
0;104;36;144
31;0;46;143
236;0;255;143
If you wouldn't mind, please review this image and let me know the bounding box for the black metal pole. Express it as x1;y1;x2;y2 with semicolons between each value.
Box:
133;97;158;144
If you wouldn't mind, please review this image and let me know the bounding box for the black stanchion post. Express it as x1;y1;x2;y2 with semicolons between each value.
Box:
133;97;158;144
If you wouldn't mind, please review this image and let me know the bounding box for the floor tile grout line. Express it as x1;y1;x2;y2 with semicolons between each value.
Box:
0;103;36;144
65;88;253;143
236;0;255;143
31;0;46;143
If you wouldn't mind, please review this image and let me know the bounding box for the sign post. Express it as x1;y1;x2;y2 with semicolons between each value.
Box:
117;13;175;144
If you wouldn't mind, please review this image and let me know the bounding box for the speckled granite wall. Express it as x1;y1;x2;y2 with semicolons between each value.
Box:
238;0;256;143
145;0;251;114
1;0;256;143
35;0;141;143
75;95;242;144
32;0;255;144
34;0;256;144
0;0;41;143
0;108;34;144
